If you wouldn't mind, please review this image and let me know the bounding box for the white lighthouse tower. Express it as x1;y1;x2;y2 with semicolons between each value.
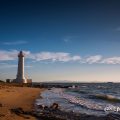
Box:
16;51;27;83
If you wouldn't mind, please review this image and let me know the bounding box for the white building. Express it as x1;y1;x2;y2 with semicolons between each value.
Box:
15;51;27;83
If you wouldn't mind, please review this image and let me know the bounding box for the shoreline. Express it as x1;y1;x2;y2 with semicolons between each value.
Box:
34;88;120;120
0;84;120;120
33;106;120;120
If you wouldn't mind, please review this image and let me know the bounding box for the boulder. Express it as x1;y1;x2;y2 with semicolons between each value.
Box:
37;104;45;110
10;107;24;115
50;103;59;109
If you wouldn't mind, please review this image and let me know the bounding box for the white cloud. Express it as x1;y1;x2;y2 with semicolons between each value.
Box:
0;50;18;60
1;49;120;65
85;55;102;64
101;57;120;64
0;50;30;61
29;52;81;62
23;51;31;56
72;56;81;61
0;50;81;62
3;40;27;45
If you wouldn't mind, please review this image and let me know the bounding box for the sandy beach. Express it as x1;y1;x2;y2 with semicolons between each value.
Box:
0;84;43;120
0;83;120;120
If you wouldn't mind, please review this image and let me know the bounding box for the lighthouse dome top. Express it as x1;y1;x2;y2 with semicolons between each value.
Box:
18;51;24;57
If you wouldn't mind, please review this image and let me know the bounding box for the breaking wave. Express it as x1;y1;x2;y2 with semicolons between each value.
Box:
89;94;120;103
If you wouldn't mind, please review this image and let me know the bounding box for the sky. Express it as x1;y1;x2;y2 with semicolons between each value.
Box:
0;0;120;82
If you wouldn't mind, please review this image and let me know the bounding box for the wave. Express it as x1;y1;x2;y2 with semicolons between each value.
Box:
36;88;120;116
67;89;88;94
89;94;120;103
61;93;104;111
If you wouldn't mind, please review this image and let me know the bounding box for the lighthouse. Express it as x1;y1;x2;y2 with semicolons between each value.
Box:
16;51;27;83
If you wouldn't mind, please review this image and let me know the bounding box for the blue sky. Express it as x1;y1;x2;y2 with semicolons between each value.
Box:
0;0;120;82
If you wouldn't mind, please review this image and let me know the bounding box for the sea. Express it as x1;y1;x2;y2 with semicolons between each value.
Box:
35;83;120;116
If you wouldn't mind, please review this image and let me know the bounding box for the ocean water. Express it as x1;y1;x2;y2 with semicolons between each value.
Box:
35;83;120;116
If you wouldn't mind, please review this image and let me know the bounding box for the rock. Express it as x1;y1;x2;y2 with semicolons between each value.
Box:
37;104;45;110
44;106;49;110
10;108;32;119
10;107;24;115
37;104;49;110
106;114;120;120
50;103;59;109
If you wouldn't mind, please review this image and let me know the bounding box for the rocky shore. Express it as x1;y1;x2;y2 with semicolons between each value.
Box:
10;103;120;120
0;83;120;120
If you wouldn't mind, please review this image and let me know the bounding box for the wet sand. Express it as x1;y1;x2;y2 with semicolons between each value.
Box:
0;84;43;120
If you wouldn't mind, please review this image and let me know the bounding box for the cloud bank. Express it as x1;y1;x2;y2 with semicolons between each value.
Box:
84;55;102;64
29;52;81;62
0;50;18;60
0;50;120;64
